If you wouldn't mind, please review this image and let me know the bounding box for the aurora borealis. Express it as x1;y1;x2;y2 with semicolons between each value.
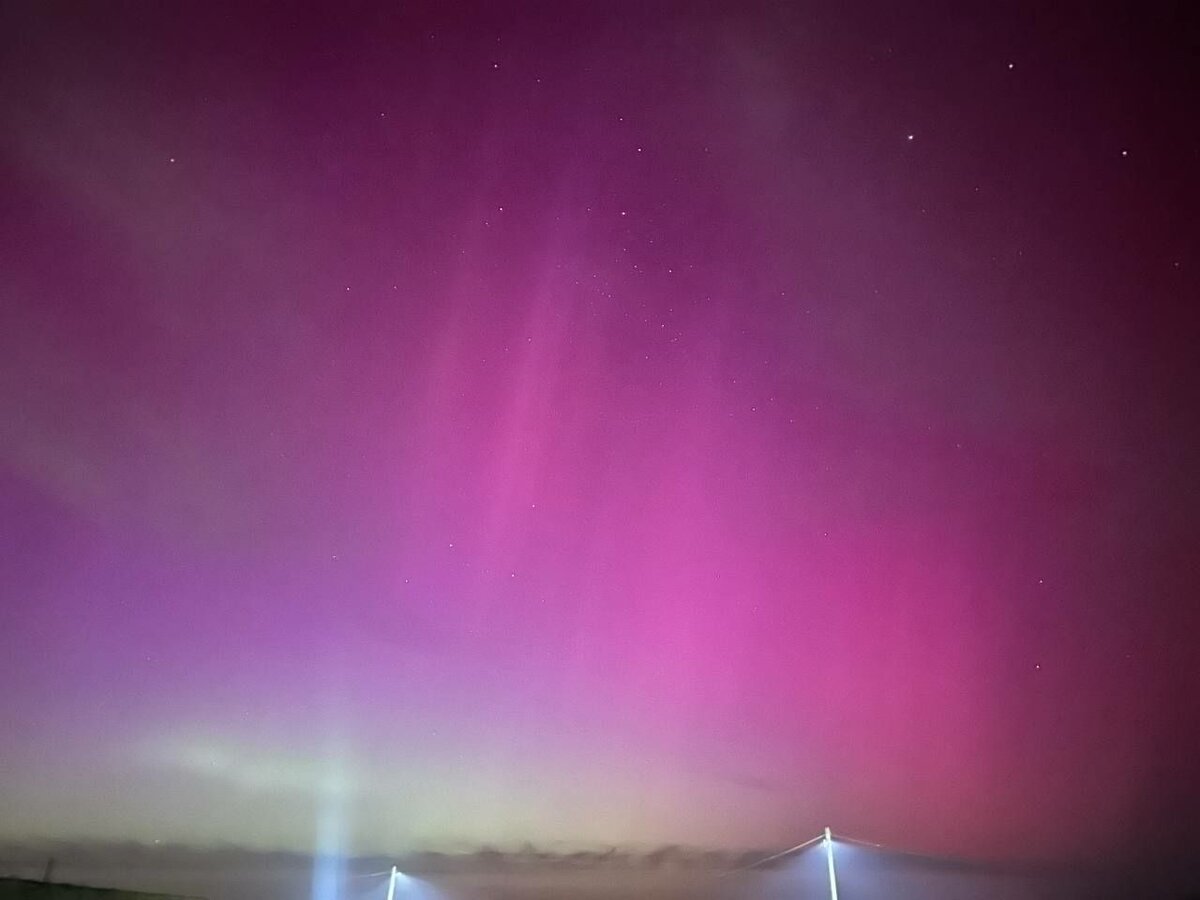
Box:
1;0;1197;880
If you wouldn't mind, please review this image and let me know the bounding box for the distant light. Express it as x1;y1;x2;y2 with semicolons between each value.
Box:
387;867;422;900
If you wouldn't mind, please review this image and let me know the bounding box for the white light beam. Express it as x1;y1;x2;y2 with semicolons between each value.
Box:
824;827;839;900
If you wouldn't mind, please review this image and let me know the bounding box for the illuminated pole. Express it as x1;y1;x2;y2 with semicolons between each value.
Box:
386;866;398;900
823;827;839;900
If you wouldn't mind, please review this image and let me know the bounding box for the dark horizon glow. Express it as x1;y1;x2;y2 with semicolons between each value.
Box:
1;0;1197;872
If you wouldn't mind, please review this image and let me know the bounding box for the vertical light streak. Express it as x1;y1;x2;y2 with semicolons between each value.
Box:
824;826;839;900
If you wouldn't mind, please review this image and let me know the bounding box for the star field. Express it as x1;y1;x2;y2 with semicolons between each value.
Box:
0;0;1197;873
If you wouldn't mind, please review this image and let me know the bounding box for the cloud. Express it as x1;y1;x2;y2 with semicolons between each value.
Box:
138;732;358;797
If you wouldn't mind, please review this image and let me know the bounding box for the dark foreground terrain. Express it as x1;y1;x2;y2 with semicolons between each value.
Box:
5;842;1184;900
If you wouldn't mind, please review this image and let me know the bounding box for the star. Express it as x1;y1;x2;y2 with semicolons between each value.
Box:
906;133;915;141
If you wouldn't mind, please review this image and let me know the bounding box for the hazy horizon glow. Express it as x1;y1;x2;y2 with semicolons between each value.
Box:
1;1;1196;867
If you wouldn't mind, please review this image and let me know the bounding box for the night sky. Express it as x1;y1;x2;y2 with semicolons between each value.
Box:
1;0;1197;873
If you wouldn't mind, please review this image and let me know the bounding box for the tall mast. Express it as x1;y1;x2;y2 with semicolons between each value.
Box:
823;827;839;900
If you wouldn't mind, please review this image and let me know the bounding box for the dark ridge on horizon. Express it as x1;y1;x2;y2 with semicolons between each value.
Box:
1;839;766;874
0;836;1124;875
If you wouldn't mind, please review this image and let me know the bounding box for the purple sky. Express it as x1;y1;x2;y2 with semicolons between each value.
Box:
1;0;1197;868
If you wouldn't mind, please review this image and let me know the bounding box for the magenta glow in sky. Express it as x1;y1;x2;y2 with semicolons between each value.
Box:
1;1;1197;867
